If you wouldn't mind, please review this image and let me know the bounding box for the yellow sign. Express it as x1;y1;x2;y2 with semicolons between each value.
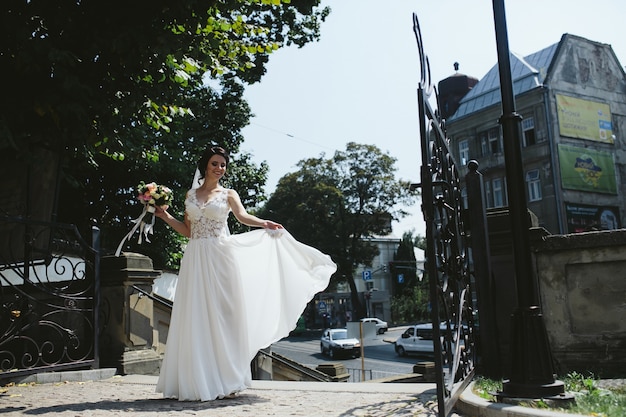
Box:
556;94;613;143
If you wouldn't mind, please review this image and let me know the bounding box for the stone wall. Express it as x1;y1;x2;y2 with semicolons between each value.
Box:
481;209;626;379
533;228;626;377
99;252;162;375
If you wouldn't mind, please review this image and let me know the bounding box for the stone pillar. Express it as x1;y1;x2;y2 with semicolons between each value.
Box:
99;252;162;375
485;208;545;377
251;348;273;380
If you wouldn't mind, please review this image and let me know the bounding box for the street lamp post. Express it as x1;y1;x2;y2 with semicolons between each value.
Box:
491;0;568;400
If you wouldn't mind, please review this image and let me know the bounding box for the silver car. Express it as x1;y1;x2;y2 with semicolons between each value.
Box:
320;328;361;358
360;317;389;334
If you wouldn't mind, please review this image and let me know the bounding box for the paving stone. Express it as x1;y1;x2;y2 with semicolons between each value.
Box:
0;375;444;417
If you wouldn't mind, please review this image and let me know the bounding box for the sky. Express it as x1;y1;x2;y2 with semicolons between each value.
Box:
240;0;626;238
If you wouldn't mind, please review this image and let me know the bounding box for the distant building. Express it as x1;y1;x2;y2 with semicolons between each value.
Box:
438;62;479;120
354;235;400;294
442;34;626;234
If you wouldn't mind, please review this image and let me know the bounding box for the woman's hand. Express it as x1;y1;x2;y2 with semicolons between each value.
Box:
154;205;169;219
264;220;284;230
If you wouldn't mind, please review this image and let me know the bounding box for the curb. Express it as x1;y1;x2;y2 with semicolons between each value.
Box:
9;369;437;395
456;382;589;417
12;368;118;385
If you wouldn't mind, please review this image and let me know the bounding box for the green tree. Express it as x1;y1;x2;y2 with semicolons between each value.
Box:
390;232;419;295
1;1;330;268
259;142;416;319
1;0;330;158
390;231;430;324
390;284;430;325
58;80;269;267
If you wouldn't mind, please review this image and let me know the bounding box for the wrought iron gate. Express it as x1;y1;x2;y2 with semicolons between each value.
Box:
0;216;100;380
413;13;477;417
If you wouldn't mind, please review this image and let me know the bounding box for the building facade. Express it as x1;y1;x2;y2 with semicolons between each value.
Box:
444;34;626;234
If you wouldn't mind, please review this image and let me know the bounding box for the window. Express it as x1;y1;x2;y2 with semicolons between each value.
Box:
526;170;542;202
484;181;492;208
479;127;502;156
459;139;469;166
480;132;490;155
483;177;507;208
489;127;502;154
493;178;506;207
522;117;536;147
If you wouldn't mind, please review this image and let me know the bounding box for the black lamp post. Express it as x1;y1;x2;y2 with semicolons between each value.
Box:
491;0;568;400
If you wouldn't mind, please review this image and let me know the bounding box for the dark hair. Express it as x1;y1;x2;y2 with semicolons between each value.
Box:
197;146;230;182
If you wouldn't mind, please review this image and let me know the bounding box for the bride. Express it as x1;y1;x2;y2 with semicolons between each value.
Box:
154;146;336;401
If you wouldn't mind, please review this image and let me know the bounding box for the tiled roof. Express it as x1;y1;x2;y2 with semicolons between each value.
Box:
448;42;559;122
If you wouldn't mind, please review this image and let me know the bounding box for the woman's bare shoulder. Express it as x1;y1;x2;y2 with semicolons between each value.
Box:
225;188;239;197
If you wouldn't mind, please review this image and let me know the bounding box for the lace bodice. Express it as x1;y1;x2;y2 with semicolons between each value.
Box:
185;188;231;239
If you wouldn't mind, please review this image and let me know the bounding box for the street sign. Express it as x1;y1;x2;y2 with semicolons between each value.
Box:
318;301;327;313
397;273;404;284
362;270;372;281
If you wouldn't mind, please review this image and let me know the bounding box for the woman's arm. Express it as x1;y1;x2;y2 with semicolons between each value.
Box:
227;189;283;230
154;195;191;238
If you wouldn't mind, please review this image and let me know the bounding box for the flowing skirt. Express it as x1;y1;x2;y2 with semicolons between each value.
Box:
155;229;335;401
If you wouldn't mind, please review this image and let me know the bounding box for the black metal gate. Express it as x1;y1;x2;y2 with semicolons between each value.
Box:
413;13;477;417
0;216;100;380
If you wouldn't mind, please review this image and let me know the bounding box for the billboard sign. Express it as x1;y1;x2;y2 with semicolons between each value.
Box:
565;203;621;233
556;94;613;143
558;144;617;194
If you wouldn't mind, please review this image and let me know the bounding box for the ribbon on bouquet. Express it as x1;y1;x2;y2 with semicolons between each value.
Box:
115;204;156;256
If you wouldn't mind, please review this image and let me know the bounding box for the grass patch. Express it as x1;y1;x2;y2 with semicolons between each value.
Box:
472;372;626;417
472;376;501;401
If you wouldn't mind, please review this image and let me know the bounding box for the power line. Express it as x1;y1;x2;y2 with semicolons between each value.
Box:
248;122;421;182
250;122;338;152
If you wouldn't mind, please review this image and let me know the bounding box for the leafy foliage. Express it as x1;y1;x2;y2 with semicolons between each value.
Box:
390;283;430;324
258;142;417;318
57;80;268;268
390;232;419;294
473;373;626;416
389;231;430;324
472;376;502;401
1;0;330;158
1;1;330;268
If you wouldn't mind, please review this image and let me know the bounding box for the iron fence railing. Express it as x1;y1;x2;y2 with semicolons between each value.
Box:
131;284;173;309
0;216;100;380
412;12;477;417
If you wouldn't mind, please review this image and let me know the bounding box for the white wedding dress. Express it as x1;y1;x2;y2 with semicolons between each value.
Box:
155;188;336;401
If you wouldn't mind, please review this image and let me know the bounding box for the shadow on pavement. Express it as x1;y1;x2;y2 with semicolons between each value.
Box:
18;393;270;415
337;393;439;417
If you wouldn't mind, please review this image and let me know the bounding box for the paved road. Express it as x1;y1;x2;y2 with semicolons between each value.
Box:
272;327;435;382
1;372;449;417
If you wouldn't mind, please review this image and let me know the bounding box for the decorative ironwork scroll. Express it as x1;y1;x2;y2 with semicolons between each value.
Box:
0;216;100;379
412;13;477;417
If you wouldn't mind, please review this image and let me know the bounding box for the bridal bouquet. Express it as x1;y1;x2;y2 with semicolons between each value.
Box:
115;181;174;256
137;181;173;209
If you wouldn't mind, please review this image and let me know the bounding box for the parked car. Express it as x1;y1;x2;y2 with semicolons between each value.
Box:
320;328;361;359
360;317;389;334
394;323;439;356
411;322;443;340
394;322;469;357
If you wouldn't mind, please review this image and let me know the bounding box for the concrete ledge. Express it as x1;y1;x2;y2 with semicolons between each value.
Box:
16;368;118;384
366;373;425;383
456;382;589;417
249;379;437;394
